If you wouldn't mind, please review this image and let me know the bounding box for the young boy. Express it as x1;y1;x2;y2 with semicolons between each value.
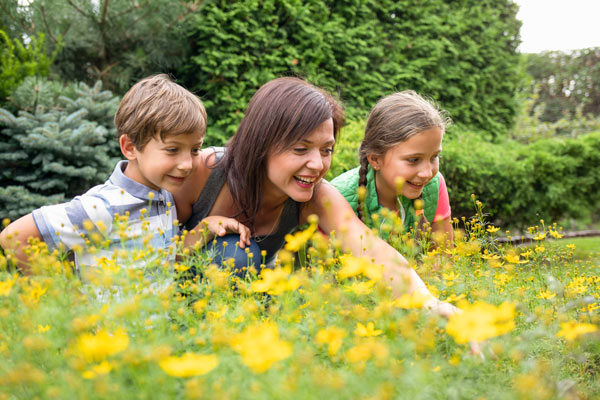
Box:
0;74;207;274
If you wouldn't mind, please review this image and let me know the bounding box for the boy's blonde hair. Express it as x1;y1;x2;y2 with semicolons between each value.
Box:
114;74;207;149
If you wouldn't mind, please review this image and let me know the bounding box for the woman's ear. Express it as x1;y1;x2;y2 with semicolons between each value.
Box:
366;153;381;171
119;135;137;161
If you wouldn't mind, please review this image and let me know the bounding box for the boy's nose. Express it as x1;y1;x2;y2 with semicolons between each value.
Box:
178;155;193;171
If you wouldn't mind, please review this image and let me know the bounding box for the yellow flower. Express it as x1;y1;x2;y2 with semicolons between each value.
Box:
0;275;16;296
486;226;500;234
284;224;316;252
315;327;346;356
346;340;389;363
37;325;51;333
250;267;300;295
355;322;383;337
345;280;375;296
75;328;129;362
446;302;515;344
337;255;383;282
230;322;292;373
82;361;114;379
392;290;435;309
557;321;598;341
536;289;556;300
159;353;219;377
504;254;526;264
565;244;576;250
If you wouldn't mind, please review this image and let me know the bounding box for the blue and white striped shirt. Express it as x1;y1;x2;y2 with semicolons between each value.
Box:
32;160;178;272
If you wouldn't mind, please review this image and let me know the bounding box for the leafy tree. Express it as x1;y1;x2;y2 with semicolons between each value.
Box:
0;0;199;93
0;78;120;220
181;0;522;144
0;30;55;103
524;48;600;123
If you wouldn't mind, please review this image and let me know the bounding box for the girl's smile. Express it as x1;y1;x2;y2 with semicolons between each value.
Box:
369;126;443;204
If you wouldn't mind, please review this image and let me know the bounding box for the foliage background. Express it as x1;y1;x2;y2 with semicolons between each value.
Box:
0;0;598;229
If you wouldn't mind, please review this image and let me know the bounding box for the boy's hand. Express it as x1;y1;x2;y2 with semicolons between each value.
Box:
199;216;252;248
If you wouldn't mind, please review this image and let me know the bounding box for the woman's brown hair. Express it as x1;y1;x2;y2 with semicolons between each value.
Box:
224;77;344;230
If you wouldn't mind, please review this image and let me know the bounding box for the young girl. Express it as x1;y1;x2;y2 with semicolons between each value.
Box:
174;78;457;317
331;91;453;245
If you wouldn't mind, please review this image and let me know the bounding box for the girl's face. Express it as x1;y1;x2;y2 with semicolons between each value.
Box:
369;127;443;200
265;118;335;203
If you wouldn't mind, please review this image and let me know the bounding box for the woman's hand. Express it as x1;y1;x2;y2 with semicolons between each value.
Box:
184;216;251;249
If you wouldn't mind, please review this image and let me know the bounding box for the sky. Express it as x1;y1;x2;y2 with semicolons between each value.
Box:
515;0;600;53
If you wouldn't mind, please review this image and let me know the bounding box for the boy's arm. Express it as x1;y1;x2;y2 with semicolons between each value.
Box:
0;214;42;274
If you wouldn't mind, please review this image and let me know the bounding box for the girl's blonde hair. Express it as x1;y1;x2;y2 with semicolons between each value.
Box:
357;90;450;221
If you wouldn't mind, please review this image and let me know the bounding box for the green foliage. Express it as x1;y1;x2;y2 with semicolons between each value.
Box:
325;120;365;180
441;130;600;229
0;78;121;220
0;30;55;102
524;48;600;123
181;0;522;145
0;0;195;94
328;122;600;230
511;92;600;143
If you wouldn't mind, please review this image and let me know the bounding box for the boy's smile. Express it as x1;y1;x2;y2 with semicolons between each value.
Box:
121;132;204;193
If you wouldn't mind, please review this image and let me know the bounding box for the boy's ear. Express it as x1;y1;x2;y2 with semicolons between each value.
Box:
119;135;137;161
366;153;381;171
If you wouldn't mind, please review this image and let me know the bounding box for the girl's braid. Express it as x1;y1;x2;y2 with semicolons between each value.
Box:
356;150;370;222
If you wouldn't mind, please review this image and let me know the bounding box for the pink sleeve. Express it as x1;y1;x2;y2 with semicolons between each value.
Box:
433;174;451;222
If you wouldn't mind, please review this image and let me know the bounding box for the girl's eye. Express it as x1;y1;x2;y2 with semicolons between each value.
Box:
407;158;419;164
166;148;178;154
191;147;201;155
321;148;334;156
293;148;308;154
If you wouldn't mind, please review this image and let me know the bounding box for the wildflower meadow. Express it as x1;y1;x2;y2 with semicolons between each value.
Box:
0;198;599;399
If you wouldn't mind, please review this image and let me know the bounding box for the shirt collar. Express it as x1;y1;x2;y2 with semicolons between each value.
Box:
109;160;169;203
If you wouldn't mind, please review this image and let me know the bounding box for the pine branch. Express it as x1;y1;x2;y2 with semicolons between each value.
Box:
40;3;59;44
65;0;94;22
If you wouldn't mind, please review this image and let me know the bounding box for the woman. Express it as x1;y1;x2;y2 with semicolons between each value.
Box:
174;77;457;317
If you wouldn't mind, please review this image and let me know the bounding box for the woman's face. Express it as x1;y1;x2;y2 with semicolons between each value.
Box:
265;118;335;203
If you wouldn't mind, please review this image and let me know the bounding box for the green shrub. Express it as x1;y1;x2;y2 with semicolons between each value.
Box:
0;78;121;220
0;30;56;103
442;130;600;229
328;122;600;230
181;0;521;145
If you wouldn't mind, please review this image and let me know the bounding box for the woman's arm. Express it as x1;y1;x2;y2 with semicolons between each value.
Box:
304;181;458;317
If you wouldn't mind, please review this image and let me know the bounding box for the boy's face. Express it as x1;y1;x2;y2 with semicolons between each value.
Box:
120;132;204;192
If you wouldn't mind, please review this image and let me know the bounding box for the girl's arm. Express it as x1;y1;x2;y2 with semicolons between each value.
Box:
431;173;453;247
304;181;458;317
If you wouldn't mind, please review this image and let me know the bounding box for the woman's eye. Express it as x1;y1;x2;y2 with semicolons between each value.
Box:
294;148;307;154
407;158;419;163
165;148;178;153
321;148;334;156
